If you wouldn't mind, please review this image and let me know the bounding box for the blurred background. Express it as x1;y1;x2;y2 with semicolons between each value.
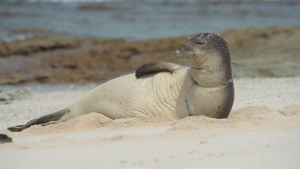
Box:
0;0;300;85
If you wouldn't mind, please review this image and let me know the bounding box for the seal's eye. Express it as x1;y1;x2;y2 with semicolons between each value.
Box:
197;42;204;45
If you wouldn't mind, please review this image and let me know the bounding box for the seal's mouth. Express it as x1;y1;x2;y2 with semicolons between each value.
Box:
175;50;197;63
175;49;207;68
175;50;196;61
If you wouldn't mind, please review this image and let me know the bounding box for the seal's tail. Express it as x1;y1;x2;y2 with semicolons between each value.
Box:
7;108;68;132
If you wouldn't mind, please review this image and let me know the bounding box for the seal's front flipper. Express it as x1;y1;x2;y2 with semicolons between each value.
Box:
7;108;68;132
135;61;182;78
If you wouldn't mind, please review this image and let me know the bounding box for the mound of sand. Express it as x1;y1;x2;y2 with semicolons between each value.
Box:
20;114;177;135
0;78;299;168
23;113;113;134
169;105;300;133
11;104;298;138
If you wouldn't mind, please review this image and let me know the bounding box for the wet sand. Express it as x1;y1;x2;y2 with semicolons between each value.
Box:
1;26;300;85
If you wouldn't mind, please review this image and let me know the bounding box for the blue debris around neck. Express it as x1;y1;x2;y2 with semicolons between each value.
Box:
184;81;198;116
184;62;239;117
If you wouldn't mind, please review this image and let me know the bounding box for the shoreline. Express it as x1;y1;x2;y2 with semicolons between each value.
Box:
1;26;300;86
1;2;300;168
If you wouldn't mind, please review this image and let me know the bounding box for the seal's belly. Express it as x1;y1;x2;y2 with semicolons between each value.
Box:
69;71;188;120
66;69;233;120
99;72;184;119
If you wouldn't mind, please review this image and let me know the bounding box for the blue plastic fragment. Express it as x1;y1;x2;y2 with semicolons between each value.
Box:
184;81;198;116
231;62;241;72
185;99;192;116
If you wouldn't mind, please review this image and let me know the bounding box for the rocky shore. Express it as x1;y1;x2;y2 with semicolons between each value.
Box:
0;26;299;85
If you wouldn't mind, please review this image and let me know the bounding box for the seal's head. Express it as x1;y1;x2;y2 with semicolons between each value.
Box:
175;33;230;68
175;33;232;87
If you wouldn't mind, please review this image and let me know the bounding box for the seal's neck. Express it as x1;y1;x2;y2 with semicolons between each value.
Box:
190;52;232;87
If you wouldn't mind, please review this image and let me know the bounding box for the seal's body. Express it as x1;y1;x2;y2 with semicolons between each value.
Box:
8;33;234;132
64;67;233;121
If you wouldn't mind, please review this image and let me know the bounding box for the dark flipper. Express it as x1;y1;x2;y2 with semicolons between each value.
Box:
7;108;68;132
135;61;182;78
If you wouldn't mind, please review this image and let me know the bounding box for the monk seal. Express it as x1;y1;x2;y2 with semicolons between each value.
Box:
8;33;234;132
0;134;13;144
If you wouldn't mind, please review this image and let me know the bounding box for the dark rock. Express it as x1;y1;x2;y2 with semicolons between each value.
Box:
0;12;37;17
0;26;299;85
0;134;12;144
78;4;128;11
0;89;32;105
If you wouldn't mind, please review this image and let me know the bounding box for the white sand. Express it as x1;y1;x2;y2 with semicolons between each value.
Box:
0;77;300;169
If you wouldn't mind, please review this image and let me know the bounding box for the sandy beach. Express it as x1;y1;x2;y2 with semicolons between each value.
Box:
1;1;300;168
0;77;300;169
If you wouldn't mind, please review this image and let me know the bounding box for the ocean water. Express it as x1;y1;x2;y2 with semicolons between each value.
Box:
0;0;300;41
